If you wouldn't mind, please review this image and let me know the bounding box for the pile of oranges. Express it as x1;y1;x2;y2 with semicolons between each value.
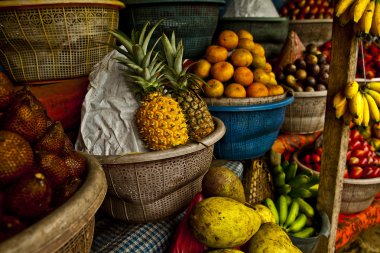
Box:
193;29;284;98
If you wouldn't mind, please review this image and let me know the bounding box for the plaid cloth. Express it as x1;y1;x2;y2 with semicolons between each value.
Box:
91;161;244;253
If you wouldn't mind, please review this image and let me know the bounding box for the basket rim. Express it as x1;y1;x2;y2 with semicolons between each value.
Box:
289;19;333;24
94;116;226;164
208;95;294;112
204;92;287;106
0;0;125;8
293;147;380;185
219;17;289;22
122;0;225;4
0;154;107;253
293;90;327;98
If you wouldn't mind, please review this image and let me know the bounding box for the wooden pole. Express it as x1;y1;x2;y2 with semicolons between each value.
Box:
315;18;358;252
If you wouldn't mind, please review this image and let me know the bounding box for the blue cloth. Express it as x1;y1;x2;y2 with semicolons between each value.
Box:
91;161;244;253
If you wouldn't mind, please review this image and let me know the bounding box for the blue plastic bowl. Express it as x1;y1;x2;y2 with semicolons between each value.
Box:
208;96;294;160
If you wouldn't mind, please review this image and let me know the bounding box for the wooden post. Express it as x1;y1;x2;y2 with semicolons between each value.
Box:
315;18;358;252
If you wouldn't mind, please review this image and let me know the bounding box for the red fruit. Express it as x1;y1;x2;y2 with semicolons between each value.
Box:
313;163;321;172
349;166;364;179
0;131;34;185
36;152;69;188
358;157;368;166
0;215;26;242
349;156;360;166
349;140;361;150
362;167;375;178
346;150;352;161
34;121;65;154
312;154;321;163
344;169;349;178
350;129;363;143
352;147;369;158
373;167;380;177
303;154;312;164
368;156;374;165
64;151;86;179
5;173;52;219
52;177;82;207
315;147;323;156
366;70;375;79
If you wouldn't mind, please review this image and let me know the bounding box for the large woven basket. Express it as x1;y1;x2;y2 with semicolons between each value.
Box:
0;153;107;253
289;19;333;46
281;90;327;134
95;117;226;223
0;0;124;83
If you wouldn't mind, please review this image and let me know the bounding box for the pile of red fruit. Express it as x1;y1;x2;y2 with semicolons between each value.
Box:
356;40;380;79
299;129;380;179
279;0;334;20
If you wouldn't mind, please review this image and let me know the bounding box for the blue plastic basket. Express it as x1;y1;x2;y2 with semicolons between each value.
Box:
208;96;294;160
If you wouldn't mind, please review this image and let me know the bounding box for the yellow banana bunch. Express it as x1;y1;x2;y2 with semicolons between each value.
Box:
351;92;364;125
364;92;380;122
333;91;347;108
349;0;371;22
357;0;375;33
366;89;380;106
362;94;370;126
345;81;359;99
367;82;380;92
335;98;348;119
371;0;380;36
336;0;357;17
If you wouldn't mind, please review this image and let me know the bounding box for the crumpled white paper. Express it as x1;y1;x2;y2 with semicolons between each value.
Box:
223;0;279;18
75;47;148;155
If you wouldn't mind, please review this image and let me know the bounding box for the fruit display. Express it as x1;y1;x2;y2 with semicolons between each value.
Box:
109;20;215;150
277;43;330;92
333;80;380;127
335;0;380;36
0;86;87;242
263;160;320;238
279;0;334;20
298;129;380;179
192;29;285;99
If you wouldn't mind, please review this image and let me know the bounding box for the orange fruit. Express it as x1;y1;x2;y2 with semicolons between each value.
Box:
224;83;246;98
193;59;211;79
205;45;228;63
230;49;253;67
266;84;284;96
251;43;265;57
264;63;272;73
233;67;254;87
268;77;278;85
217;30;239;51
210;61;234;82
251;55;266;69
204;79;224;98
237;29;254;41
253;68;270;84
237;38;255;51
246;82;269;98
269;72;276;78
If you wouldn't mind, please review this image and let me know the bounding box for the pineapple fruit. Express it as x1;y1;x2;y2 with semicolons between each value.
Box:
109;21;188;150
161;32;215;141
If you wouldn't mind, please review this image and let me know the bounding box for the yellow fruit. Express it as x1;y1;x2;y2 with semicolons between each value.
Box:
237;29;254;40
230;48;253;67
193;59;211;79
251;43;265;57
253;68;270;84
247;82;269;98
224;83;247;98
238;38;255;51
217;30;239;51
267;84;284;96
251;55;267;69
205;45;228;63
252;204;276;223
204;79;224;98
211;61;234;82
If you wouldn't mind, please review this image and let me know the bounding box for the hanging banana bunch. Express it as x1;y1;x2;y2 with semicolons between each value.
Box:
335;0;380;36
333;81;380;126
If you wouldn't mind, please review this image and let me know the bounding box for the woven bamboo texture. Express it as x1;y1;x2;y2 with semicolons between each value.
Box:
203;93;286;106
243;158;275;205
96;117;226;223
281;90;327;134
0;2;122;83
0;154;107;253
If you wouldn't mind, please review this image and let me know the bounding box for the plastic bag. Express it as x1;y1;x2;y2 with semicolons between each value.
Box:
223;0;279;18
75;47;148;155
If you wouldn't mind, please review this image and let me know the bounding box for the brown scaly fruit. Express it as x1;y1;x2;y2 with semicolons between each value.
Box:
161;32;215;141
3;88;49;142
0;215;26;242
63;151;86;179
52;177;82;208
35;152;69;188
0;72;14;111
109;21;188;150
5;172;52;219
34;121;65;154
0;130;33;185
63;135;74;153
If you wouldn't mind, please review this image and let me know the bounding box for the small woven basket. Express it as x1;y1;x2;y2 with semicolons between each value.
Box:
243;158;275;206
95;117;226;223
281;90;327;134
0;153;107;253
0;0;124;83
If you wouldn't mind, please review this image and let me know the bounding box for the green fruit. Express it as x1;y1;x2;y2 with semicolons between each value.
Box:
277;184;292;195
291;227;315;238
189;197;261;248
202;166;245;203
284;200;300;227
295;198;315;218
288;175;310;188
274;172;286;187
263;198;279;225
276;195;288;227
272;164;283;175
287;214;308;233
285;162;298;182
289;188;312;199
247;223;302;253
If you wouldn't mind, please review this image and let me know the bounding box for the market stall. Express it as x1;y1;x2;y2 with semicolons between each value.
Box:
0;0;379;252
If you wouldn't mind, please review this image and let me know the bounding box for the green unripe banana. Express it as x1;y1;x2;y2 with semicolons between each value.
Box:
287;214;308;233
284;195;292;206
276;195;288;227
295;198;315;218
285;162;298;182
263;198;279;225
291;227;315;238
274;172;286;187
272;164;283;175
277;184;292;195
285;200;300;228
289;188;313;199
288;174;310;188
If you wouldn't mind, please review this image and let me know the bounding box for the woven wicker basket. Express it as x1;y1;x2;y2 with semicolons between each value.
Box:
0;0;124;83
293;149;380;214
288;19;333;46
281;90;327;134
0;153;107;253
95;117;226;223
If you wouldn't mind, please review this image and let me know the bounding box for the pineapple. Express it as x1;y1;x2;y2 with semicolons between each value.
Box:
109;22;188;151
161;32;215;141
